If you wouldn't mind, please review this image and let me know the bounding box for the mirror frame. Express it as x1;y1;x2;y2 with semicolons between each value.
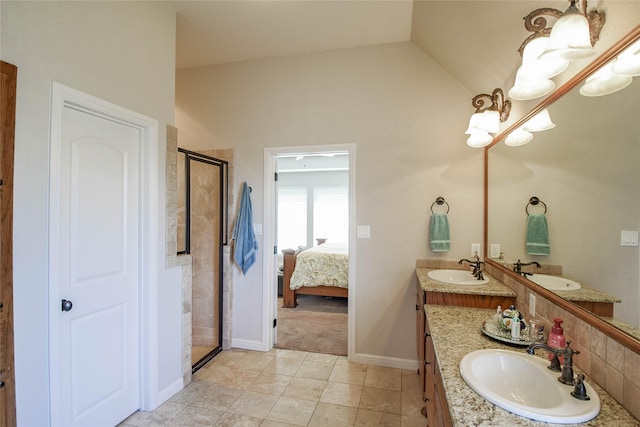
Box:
483;25;640;355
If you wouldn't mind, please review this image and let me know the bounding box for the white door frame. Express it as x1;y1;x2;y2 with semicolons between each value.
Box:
263;144;356;357
48;82;159;422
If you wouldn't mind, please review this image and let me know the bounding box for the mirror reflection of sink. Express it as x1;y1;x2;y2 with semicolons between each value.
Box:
427;269;489;285
529;274;581;291
460;349;600;424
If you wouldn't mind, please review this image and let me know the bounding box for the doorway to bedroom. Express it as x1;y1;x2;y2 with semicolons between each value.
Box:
273;149;351;356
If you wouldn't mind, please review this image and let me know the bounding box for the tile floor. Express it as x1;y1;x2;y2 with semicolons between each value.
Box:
120;348;427;426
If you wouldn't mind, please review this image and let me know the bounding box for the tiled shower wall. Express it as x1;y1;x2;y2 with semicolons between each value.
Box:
165;126;234;386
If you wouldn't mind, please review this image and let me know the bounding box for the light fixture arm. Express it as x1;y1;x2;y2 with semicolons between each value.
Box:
471;88;511;122
517;0;605;57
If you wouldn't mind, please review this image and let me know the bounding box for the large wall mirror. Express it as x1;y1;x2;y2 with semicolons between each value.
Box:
485;26;640;352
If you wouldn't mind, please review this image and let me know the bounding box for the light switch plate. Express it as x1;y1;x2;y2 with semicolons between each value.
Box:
490;244;500;258
621;230;638;247
471;243;480;257
357;225;370;239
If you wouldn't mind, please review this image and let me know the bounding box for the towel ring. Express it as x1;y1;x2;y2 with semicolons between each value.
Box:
431;196;449;214
526;196;547;215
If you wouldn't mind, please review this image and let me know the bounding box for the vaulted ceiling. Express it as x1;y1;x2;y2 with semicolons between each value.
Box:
171;1;640;95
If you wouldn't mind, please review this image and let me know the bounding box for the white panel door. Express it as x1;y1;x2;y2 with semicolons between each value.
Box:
55;105;141;426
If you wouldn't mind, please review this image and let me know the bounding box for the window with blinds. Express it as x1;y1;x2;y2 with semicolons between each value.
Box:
313;186;348;244
277;187;307;250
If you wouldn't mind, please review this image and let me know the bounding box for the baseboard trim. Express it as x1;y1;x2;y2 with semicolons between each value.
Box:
231;338;266;352
350;352;418;371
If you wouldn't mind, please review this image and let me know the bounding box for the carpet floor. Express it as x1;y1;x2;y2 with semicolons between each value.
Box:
276;295;347;356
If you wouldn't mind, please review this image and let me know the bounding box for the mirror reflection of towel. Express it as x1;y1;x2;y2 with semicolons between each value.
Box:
526;214;550;256
232;182;258;274
430;213;450;252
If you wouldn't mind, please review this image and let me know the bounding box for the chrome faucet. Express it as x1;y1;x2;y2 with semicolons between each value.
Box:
459;253;484;280
513;259;541;276
526;341;580;385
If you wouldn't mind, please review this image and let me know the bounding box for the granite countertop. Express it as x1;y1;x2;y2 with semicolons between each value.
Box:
551;284;621;304
425;304;639;426
416;267;516;298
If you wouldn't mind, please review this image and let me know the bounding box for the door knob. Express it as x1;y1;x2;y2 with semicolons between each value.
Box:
61;299;73;312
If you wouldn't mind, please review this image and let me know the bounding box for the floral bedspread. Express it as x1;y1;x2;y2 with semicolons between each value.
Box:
290;242;349;290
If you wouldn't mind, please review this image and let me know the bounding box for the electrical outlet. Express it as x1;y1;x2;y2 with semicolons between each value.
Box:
490;244;500;258
471;243;480;257
529;293;536;317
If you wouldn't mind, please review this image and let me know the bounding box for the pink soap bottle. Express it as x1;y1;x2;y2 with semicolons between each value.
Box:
547;318;566;363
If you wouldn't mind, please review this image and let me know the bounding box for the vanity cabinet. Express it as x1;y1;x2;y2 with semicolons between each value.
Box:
416;283;452;426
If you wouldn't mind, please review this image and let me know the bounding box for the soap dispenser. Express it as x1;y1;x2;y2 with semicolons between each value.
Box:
547;318;566;362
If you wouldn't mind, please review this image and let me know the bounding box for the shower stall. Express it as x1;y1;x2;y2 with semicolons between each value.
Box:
177;148;229;372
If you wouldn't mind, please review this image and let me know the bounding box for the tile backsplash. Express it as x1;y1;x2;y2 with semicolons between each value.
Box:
484;262;640;421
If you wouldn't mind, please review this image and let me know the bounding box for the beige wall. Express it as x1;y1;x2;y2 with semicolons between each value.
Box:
176;41;484;362
1;2;179;424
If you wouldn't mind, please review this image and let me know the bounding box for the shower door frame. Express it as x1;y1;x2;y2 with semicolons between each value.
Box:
177;148;229;372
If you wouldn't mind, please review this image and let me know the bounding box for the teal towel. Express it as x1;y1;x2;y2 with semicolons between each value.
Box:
430;213;450;252
526;213;550;256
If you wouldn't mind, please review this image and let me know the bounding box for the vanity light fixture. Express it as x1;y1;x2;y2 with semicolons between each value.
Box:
510;0;605;100
579;38;640;97
579;61;633;97
523;109;556;132
509;37;568;100
612;39;640;77
538;0;605;61
504;109;555;147
504;128;534;147
465;88;511;148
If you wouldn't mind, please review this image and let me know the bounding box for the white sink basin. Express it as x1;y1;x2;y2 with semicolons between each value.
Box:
529;274;581;291
427;269;489;285
460;349;600;424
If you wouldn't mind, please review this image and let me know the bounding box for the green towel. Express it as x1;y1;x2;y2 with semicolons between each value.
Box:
430;213;450;252
526;214;550;256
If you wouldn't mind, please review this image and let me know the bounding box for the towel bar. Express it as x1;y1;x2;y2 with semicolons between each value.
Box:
526;196;547;214
431;196;450;214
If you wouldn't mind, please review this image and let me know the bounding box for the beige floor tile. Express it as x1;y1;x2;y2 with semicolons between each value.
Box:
329;364;367;385
169;380;242;411
400;414;427;427
248;372;292;395
276;349;310;360
305;352;339;364
209;349;249;367
266;396;317;426
263;356;305;376
199;364;261;390
214;412;262;426
308;402;358;427
320;382;363;408
165;405;224;426
120;402;186;427
400;370;421;393
260;420;298;427
233;352;276;372
400;391;424;418
359;387;402;415
296;360;335;381
282;377;327;401
227;391;279;419
355;409;401;426
364;366;402;391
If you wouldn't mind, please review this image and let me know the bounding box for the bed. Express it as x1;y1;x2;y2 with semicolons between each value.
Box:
281;241;348;308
